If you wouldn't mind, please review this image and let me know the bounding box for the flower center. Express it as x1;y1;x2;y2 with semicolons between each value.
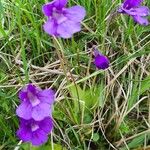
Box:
28;92;40;107
31;123;39;132
52;8;67;24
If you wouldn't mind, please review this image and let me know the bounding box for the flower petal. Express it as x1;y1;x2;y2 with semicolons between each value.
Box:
56;15;68;24
27;84;37;94
39;117;53;133
17;119;32;142
17;127;32;142
126;6;150;16
42;2;54;16
32;103;51;121
18;90;27;102
16;101;32;120
123;0;143;9
32;129;48;146
43;18;57;36
57;20;81;38
38;89;55;104
94;55;109;70
64;6;86;22
132;15;149;25
42;0;68;16
53;0;68;10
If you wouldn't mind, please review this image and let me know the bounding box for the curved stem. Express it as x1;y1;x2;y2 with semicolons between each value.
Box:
52;36;82;124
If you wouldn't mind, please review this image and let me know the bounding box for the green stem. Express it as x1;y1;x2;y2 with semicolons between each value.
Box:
17;0;29;83
52;37;82;124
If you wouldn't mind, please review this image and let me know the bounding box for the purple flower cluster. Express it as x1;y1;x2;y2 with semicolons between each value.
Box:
118;0;150;25
16;84;55;146
42;0;86;38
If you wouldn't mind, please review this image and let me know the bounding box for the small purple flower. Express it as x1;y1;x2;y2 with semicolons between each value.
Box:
118;0;150;25
16;84;55;121
17;117;53;146
93;49;109;70
42;0;86;38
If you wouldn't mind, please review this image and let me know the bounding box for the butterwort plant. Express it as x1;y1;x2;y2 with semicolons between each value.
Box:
42;0;86;38
93;49;109;70
118;0;150;25
16;84;55;146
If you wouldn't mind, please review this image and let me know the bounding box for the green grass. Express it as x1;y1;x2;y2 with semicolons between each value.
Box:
0;0;150;149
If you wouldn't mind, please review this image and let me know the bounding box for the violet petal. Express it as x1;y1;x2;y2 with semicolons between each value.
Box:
132;15;149;25
125;6;150;16
17;120;32;142
16;101;32;120
94;55;109;70
43;18;57;36
123;0;143;9
42;2;54;16
64;6;86;22
27;84;37;94
53;0;68;10
57;21;81;38
38;89;55;104
39;117;53;133
18;90;28;102
32;129;48;146
32;103;51;121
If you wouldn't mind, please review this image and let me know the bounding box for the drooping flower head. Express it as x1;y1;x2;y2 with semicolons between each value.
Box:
42;0;86;38
93;49;109;70
17;117;53;146
16;84;55;121
118;0;150;25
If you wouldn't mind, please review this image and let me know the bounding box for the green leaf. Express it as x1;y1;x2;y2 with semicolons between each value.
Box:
92;133;100;142
22;143;66;150
0;30;9;39
128;75;150;110
120;135;146;150
69;85;99;109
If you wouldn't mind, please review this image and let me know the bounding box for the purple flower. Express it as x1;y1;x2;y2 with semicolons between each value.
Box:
17;117;53;146
118;0;150;25
93;49;109;70
42;0;86;38
16;84;55;121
